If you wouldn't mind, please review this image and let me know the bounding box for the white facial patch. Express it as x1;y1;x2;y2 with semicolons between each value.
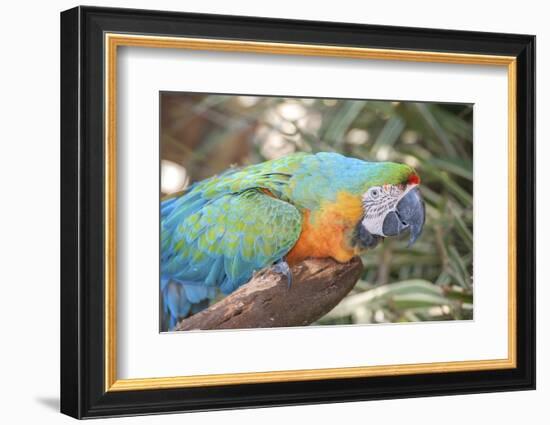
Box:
361;184;409;236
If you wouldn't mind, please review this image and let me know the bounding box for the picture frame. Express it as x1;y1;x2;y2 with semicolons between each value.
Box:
60;5;535;419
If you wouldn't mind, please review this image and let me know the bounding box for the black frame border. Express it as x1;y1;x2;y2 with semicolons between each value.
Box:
60;6;535;419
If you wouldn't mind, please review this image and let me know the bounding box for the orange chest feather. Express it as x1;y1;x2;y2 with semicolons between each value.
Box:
287;192;363;265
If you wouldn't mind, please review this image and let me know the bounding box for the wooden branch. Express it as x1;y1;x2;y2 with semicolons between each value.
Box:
175;257;363;331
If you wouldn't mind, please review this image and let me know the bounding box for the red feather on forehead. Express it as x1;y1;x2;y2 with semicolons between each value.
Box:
408;174;420;185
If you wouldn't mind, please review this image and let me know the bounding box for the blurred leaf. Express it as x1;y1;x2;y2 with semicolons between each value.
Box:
444;287;473;304
426;157;473;180
372;116;406;153
392;292;451;309
364;100;396;116
421;162;473;207
323;101;365;146
452;211;474;250
430;104;473;142
324;280;444;318
414;103;457;156
449;246;472;288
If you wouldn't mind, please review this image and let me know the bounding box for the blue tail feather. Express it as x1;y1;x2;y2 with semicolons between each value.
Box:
161;277;217;331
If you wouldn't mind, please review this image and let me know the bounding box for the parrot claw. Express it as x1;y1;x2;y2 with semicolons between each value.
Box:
273;260;292;290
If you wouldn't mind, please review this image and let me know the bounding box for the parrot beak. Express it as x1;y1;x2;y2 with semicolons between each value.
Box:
355;222;382;249
382;187;425;246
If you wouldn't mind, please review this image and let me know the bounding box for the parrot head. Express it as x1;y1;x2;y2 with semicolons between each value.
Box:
353;166;425;250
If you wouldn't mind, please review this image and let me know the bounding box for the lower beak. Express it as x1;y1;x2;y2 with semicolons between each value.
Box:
382;187;425;246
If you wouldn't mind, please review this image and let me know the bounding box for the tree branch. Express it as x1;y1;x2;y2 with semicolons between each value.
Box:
175;257;363;331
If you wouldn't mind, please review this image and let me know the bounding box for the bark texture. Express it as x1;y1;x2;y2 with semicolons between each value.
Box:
175;257;363;331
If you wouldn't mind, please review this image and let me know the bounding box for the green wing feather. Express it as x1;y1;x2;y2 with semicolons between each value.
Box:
162;186;302;295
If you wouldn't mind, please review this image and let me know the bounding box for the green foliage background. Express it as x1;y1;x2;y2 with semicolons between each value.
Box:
161;93;473;325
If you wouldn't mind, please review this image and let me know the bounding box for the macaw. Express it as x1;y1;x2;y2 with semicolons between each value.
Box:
160;152;425;330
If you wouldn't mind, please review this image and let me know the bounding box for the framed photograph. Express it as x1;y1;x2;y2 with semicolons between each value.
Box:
60;6;535;419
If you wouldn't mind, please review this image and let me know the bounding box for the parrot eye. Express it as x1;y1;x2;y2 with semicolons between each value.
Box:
368;187;381;199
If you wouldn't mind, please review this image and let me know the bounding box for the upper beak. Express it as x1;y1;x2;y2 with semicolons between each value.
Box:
382;187;425;246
